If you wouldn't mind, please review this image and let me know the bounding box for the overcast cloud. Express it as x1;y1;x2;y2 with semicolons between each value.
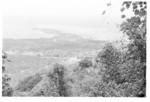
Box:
2;0;126;41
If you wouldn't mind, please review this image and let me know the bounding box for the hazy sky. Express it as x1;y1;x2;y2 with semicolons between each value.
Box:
2;0;127;41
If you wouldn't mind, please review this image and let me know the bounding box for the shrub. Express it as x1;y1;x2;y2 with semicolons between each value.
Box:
16;73;42;92
119;58;146;96
2;52;13;96
79;57;93;69
29;75;59;96
48;63;68;96
2;74;13;96
94;42;146;97
96;43;123;84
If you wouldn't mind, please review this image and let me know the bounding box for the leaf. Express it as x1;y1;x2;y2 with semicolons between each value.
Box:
120;7;125;12
133;3;138;10
102;10;106;15
121;15;126;19
139;8;146;16
126;3;131;9
134;9;140;15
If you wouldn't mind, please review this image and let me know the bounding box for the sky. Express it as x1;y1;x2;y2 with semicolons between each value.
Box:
2;0;126;41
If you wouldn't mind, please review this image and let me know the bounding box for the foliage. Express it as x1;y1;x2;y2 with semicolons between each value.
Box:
96;43;123;84
93;40;146;97
15;63;68;96
121;1;146;18
79;57;93;69
2;74;13;96
2;1;146;97
16;73;42;92
48;63;68;96
89;81;124;97
120;1;146;97
2;52;13;96
87;80;145;97
29;75;59;96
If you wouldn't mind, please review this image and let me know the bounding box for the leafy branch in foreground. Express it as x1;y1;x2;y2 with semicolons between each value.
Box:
120;1;146;97
2;52;13;96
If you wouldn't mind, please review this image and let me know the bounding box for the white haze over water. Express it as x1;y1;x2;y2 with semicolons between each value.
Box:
2;0;128;41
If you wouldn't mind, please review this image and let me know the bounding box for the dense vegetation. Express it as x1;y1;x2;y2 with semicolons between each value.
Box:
2;52;13;96
2;1;146;97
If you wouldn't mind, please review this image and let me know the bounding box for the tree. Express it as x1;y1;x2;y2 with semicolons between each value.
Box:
96;43;122;84
120;1;146;97
120;1;146;62
49;63;68;96
2;52;13;96
79;57;93;69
